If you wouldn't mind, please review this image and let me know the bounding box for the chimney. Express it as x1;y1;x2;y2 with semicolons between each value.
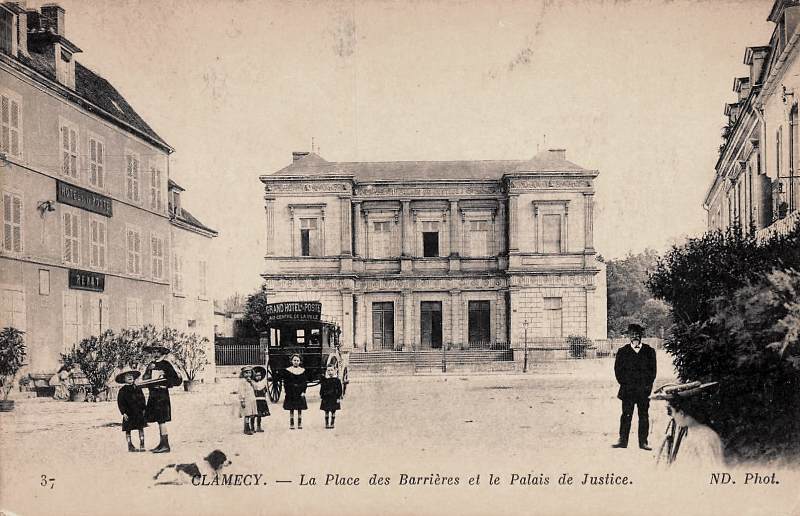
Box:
39;3;64;36
16;5;28;57
292;151;310;162
547;148;566;161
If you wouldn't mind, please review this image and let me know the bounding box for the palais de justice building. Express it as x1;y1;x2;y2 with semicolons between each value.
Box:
260;150;607;353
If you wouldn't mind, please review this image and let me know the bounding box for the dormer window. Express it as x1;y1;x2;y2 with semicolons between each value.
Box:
0;9;13;55
56;46;75;89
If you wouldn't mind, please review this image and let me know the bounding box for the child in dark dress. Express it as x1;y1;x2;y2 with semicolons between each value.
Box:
116;370;147;452
319;365;343;429
251;366;270;432
282;354;308;430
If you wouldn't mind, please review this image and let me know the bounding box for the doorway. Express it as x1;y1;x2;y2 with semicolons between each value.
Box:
420;301;442;349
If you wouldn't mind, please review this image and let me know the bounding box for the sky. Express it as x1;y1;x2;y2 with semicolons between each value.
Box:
31;0;775;300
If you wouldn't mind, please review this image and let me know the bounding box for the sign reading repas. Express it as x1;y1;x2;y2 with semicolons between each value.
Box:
57;180;113;217
264;302;322;324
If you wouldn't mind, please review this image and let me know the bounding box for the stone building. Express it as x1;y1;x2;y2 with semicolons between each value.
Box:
260;150;606;355
704;0;800;239
0;3;216;375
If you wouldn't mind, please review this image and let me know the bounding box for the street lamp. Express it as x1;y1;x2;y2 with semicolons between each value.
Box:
523;320;529;373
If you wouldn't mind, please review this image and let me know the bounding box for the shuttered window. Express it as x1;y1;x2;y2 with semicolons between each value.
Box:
2;191;22;253
126;154;140;201
151;234;164;280
0;91;21;157
89;138;104;189
126;226;142;275
62;211;80;265
0;288;25;332
89;218;107;269
63;292;82;350
60;123;78;179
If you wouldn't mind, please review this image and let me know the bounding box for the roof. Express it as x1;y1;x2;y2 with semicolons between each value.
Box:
270;150;592;181
17;50;171;151
174;206;218;236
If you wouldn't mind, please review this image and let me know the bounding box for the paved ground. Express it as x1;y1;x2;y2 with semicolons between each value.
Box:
1;352;798;516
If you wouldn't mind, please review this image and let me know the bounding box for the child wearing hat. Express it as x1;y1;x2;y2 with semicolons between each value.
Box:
116;370;147;452
142;345;182;453
319;365;343;429
238;366;258;435
250;366;270;432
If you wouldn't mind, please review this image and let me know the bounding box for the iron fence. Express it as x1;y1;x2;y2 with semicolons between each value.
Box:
214;337;262;366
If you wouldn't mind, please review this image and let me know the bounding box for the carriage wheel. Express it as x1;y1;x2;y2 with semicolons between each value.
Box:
341;367;349;398
267;369;282;403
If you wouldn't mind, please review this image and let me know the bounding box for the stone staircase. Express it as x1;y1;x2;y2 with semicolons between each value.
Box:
347;349;517;375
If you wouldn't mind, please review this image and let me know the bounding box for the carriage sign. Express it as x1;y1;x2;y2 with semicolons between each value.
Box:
264;302;322;324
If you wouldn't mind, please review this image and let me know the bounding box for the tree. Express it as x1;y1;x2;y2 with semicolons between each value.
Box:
646;224;800;462
0;327;26;401
605;249;671;337
243;285;270;334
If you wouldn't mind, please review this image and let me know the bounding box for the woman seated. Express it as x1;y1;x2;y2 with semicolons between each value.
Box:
651;381;724;468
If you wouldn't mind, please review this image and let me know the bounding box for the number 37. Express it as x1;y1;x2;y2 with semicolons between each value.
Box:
40;475;55;489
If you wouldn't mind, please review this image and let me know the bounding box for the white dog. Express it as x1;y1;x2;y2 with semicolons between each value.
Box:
153;449;231;485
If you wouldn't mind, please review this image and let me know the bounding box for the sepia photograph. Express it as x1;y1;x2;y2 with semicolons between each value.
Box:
1;0;799;515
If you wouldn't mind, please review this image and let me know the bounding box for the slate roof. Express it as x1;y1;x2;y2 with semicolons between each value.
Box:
18;49;171;151
271;151;591;181
175;206;218;236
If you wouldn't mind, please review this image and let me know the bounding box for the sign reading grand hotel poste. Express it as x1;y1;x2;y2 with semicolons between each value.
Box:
264;301;322;324
57;180;113;217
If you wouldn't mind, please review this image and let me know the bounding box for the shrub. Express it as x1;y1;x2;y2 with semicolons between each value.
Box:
647;224;800;462
567;335;591;359
167;329;209;382
0;327;26;401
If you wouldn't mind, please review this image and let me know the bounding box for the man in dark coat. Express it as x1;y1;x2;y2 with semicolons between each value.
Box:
142;345;182;453
612;323;657;450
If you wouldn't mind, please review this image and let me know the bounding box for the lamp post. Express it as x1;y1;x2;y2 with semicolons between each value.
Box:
523;320;529;373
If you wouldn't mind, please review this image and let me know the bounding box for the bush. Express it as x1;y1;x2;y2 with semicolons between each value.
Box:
0;327;26;401
567;335;591;359
166;329;209;382
647;224;800;462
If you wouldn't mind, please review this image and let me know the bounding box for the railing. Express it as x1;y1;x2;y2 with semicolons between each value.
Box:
214;337;262;366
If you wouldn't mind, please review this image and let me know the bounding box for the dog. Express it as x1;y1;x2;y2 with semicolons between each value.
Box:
153;449;231;485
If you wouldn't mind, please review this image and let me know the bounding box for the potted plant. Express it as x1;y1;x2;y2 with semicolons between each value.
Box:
168;331;209;392
0;327;26;411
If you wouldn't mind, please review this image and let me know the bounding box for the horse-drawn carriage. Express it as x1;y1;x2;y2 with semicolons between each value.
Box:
261;302;349;403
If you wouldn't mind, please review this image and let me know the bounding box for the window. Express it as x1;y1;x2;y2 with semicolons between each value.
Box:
63;292;82;349
89;218;107;269
152;300;165;329
151;234;164;280
299;217;320;256
126;226;142;275
468;300;491;346
467;220;490;257
173;252;184;295
60;122;78;179
534;201;568;254
371;302;395;349
89;137;104;189
126;298;143;329
422;221;439;257
777;127;783;178
39;269;50;296
172;302;185;330
62;210;80;265
542;214;562;253
0;90;21;157
126;153;140;202
199;260;208;298
0;287;25;331
370;221;392;258
87;295;110;336
150;166;162;210
0;10;12;55
2;190;22;253
543;297;563;338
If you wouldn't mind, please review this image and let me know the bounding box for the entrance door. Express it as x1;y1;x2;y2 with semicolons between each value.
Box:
371;302;395;350
420;301;442;349
468;300;491;348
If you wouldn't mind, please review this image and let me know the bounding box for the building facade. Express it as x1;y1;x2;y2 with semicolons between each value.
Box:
0;3;216;375
705;0;800;239
261;150;606;354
